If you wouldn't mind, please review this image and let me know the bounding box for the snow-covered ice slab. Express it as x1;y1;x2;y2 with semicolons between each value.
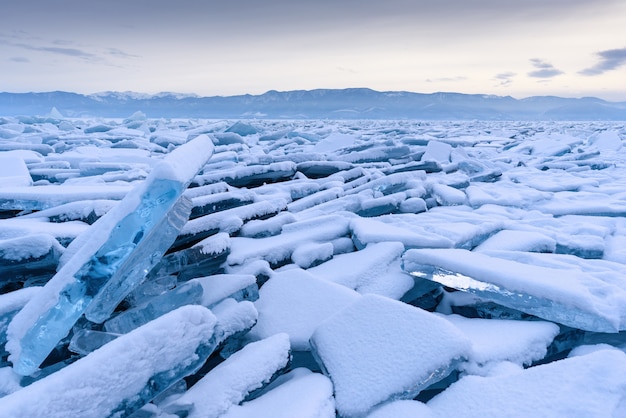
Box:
402;248;626;332
441;314;560;370
6;135;214;375
0;305;218;418
0;184;132;211
221;368;335;418
310;294;470;417
249;268;360;351
161;333;291;417
307;241;413;299
428;348;626;417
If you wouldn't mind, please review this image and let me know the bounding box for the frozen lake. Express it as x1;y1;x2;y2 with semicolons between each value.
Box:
1;114;626;417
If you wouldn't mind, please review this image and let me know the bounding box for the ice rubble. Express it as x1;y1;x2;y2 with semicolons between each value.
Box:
0;117;625;416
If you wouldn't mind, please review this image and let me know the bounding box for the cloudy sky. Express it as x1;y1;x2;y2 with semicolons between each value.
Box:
1;0;625;100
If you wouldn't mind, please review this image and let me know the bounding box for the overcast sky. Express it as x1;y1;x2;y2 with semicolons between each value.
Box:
1;0;625;100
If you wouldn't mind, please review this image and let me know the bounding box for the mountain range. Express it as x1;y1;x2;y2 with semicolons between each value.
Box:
1;88;625;120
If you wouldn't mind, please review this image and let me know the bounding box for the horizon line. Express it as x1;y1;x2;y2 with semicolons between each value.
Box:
1;88;625;103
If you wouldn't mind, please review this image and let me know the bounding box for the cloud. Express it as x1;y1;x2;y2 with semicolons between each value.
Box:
107;48;140;59
527;59;563;78
9;56;30;63
425;76;468;83
579;47;626;76
10;42;98;60
493;72;516;86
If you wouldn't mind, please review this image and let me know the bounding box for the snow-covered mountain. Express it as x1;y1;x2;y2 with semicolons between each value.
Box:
0;88;625;120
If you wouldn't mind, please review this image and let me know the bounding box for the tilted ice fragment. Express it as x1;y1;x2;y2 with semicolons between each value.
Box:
196;274;259;308
188;189;255;220
125;274;178;308
286;186;344;212
466;181;551;209
68;329;120;356
152;232;231;281
210;299;259;353
195;162;296;188
428;349;626;417
296;161;353;178
291;241;334;268
161;333;291;417
310;294;471;417
350;217;453;250
421;140;452;163
402;248;625;332
1;288;41;365
249;268;360;351
367;400;435;418
473;229;557;253
0;184;131;211
221;368;335;418
0;288;41;343
429;182;466;206
18;199;117;225
227;214;350;268
104;279;204;334
225;120;258;136
175;199;287;250
0;234;64;288
6;135;214;375
239;212;296;238
308;241;412;299
0;155;32;187
440;314;560;369
0;306;218;418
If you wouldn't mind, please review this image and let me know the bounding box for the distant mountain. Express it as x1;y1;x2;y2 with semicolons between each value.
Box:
1;88;625;120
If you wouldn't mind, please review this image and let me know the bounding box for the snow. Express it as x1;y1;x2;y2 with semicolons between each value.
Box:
1;116;626;416
428;348;626;417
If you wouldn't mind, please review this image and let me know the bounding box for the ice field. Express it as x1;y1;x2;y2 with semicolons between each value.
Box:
1;113;626;417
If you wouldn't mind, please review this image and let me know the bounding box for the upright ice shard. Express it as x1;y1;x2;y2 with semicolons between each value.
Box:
6;135;214;375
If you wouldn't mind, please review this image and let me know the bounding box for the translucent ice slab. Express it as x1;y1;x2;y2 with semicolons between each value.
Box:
103;280;204;334
402;248;626;332
6;135;214;375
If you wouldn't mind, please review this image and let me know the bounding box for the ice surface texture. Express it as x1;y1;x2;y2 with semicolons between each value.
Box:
6;135;214;375
1;118;626;416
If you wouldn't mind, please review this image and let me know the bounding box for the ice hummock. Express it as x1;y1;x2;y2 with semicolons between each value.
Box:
6;135;214;375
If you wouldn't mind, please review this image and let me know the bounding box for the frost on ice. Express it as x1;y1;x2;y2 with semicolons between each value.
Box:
1;117;626;416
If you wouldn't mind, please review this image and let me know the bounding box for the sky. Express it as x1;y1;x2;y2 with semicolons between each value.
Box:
1;0;626;101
